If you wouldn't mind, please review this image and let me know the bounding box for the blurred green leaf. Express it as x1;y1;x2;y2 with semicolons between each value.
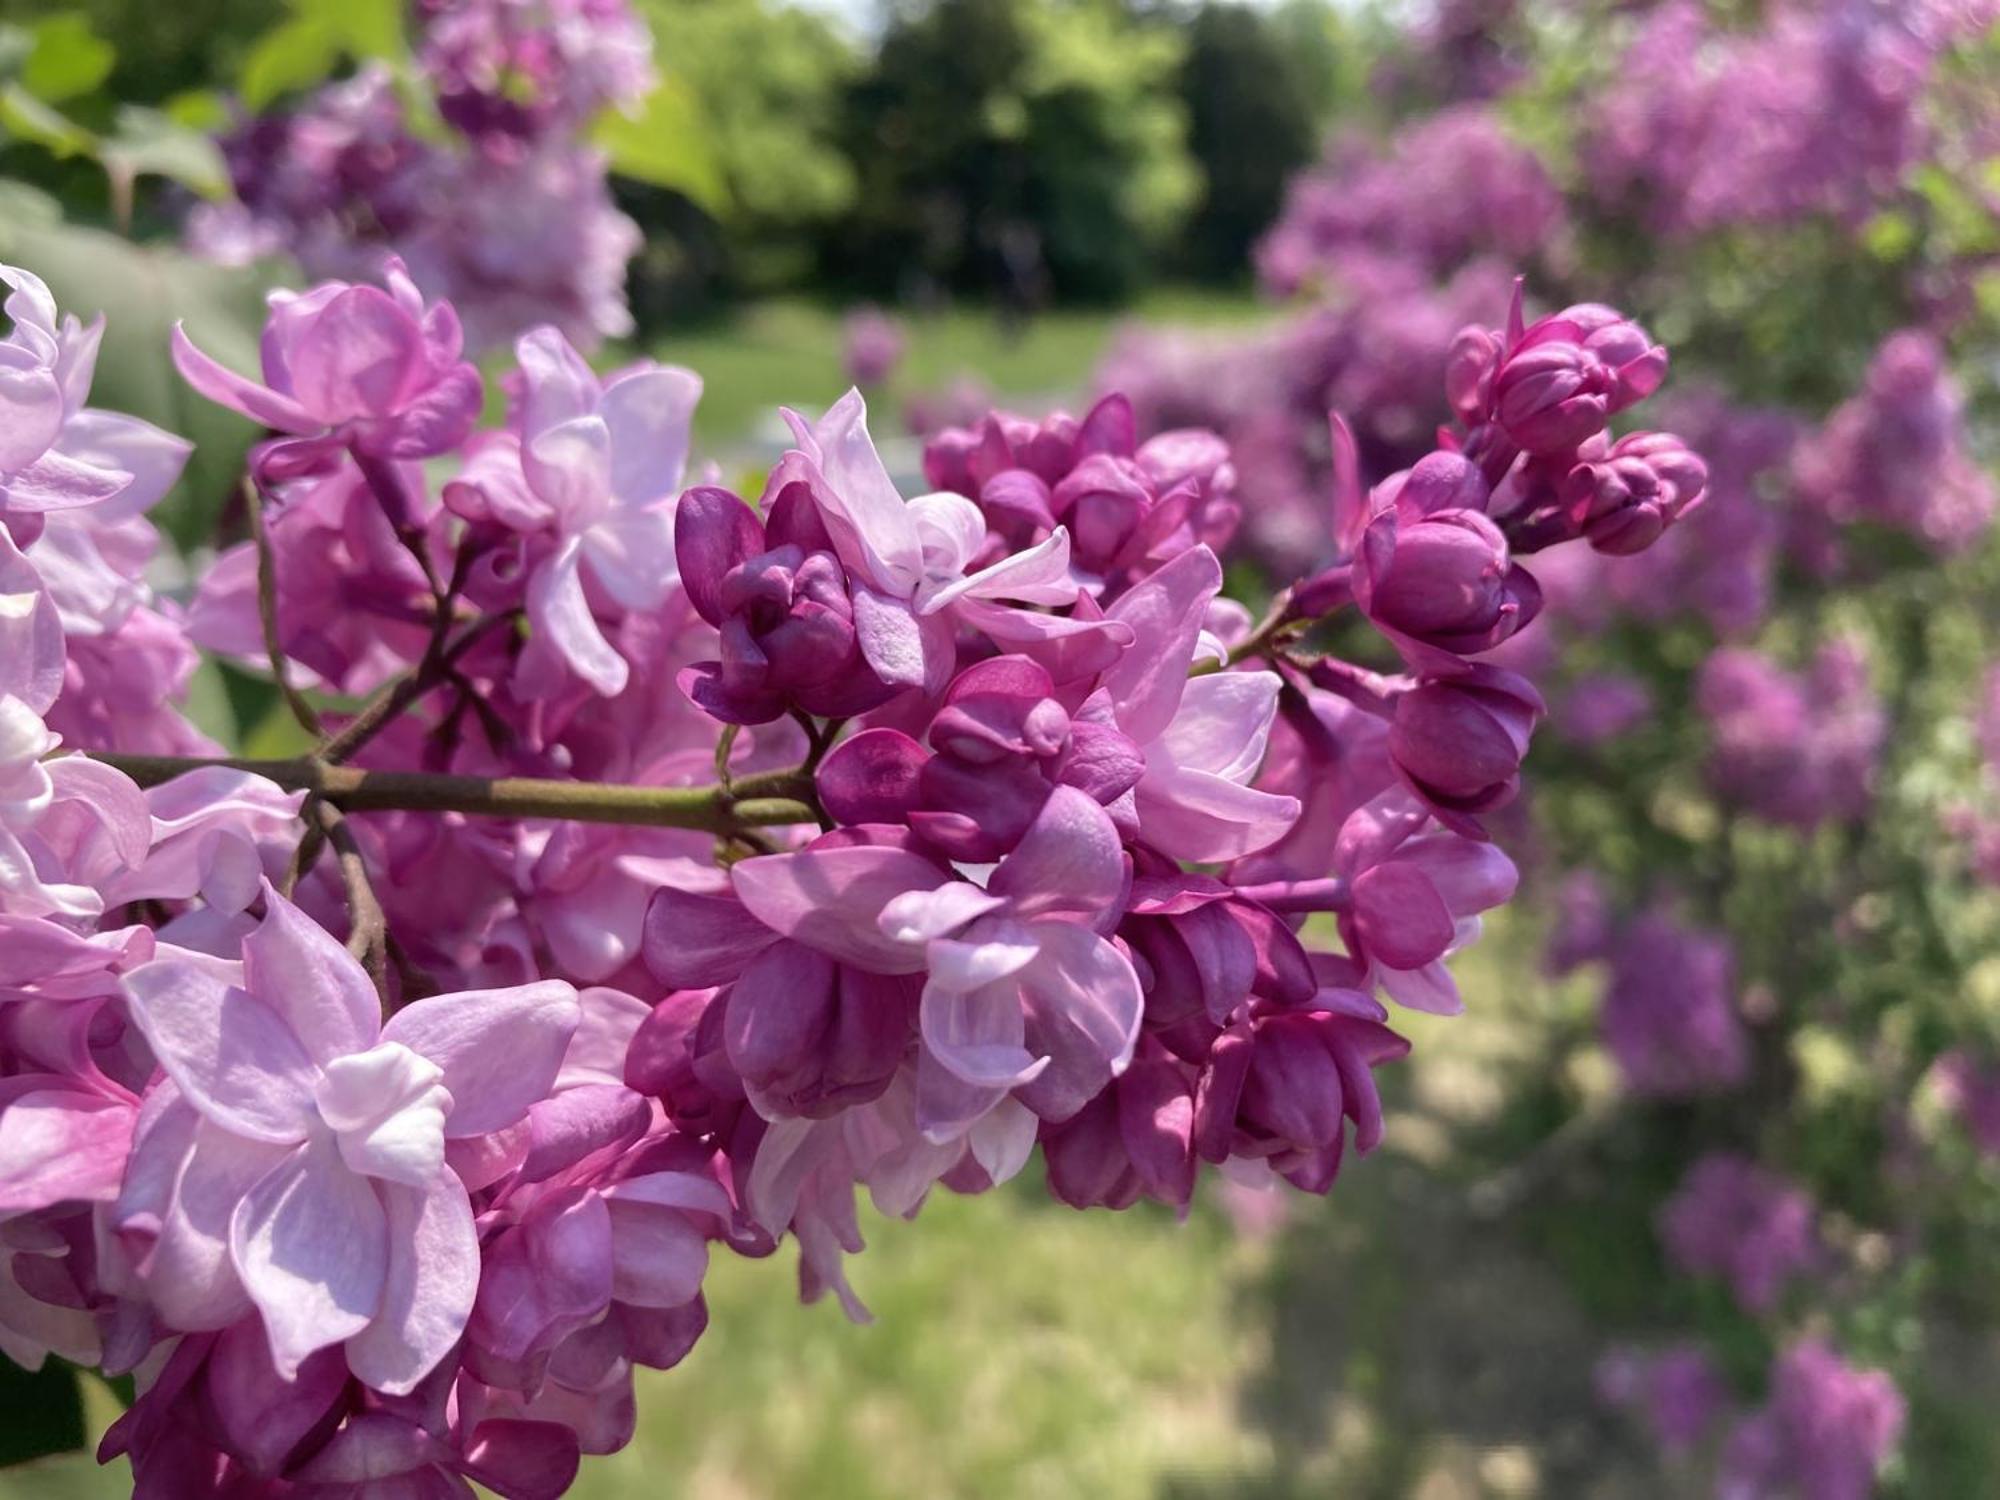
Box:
594;74;728;213
239;0;408;110
163;88;230;133
99;105;231;199
22;14;115;103
0;1359;85;1467
0;82;94;156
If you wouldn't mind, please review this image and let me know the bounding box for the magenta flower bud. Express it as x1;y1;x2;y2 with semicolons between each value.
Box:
722;941;916;1119
1041;1048;1196;1210
1192;999;1408;1193
676;484;894;725
1491;307;1669;455
1445;323;1501;428
1358;496;1540;657
1387;664;1544;820
1564;430;1709;555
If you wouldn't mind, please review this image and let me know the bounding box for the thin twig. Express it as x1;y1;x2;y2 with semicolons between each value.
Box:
317;610;517;765
245;478;324;739
315;801;392;1004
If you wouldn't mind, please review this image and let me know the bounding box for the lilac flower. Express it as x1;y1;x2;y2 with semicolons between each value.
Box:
1039;1043;1196;1210
0;266;191;552
1331;787;1518;1014
1659;1153;1819;1314
1699;640;1885;829
116;887;579;1391
172;259;483;483
728;791;1144;1142
502;326;702;696
1191;989;1409;1194
1793;328;1996;553
1934;1050;2000;1156
1596;1343;1729;1454
841;306;907;388
420;0;656;152
1254;105;1566;295
1599;912;1749;1097
1386;663;1545;833
1720;1340;1905;1500
921;394;1240;596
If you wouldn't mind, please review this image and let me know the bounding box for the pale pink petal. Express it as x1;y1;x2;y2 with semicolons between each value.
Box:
797;389;921;593
344;1175;479;1395
582;506;678;611
851;584;931;690
121;955;317;1143
229;1133;388;1379
380;981;580;1138
0;449;131;512
921;525;1077;613
121;1111;285;1331
919;978;1047;1089
527;535;627;696
1156;670;1281;780
516;325;601;439
48;409;190;521
169;324;315;433
0;530;64;714
923;919;1042;993
989;785;1127;922
732;846;949;973
1015;922;1143;1120
968;1096;1038;1185
287;287;425;421
243;885;381;1068
876;882;1006;946
523;414;613;530
1134;765;1300;864
600;365;701;505
907;490;987;581
1104;545;1222;741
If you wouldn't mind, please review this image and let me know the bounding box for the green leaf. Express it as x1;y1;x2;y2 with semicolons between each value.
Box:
0;1358;85;1467
238;15;341;111
594;73;728;213
100;105;232;200
21;13;115;104
0;81;94;156
238;0;409;110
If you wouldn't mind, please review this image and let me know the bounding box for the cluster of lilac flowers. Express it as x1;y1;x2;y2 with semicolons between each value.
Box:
187;0;652;353
1697;639;1886;832
1598;1339;1904;1500
1583;0;1994;240
1254;105;1566;299
0;253;1708;1493
1658;1154;1820;1315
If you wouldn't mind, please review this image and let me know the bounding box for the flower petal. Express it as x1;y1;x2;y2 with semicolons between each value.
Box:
344;1175;478;1395
732;846;949;973
242;886;380;1069
380;981;580;1138
229;1134;387;1379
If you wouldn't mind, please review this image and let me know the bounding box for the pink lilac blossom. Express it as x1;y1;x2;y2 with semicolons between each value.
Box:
1791;328;1997;555
1658;1153;1819;1314
1595;1342;1729;1454
1719;1340;1906;1500
1583;0;1989;241
841;307;908;389
0;261;1711;1494
1698;639;1886;830
1597;911;1749;1097
188;0;653;353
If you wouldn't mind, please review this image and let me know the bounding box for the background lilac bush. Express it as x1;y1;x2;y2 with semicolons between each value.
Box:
0;1;1997;1498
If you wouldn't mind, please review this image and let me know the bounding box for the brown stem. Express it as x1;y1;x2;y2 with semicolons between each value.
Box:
318;610;518;766
86;752;819;833
1189;586;1301;677
315;802;392;1004
246;479;324;739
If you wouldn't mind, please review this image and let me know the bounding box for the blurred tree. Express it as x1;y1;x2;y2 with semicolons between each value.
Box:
826;0;1196;305
1172;1;1321;281
623;0;859;318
